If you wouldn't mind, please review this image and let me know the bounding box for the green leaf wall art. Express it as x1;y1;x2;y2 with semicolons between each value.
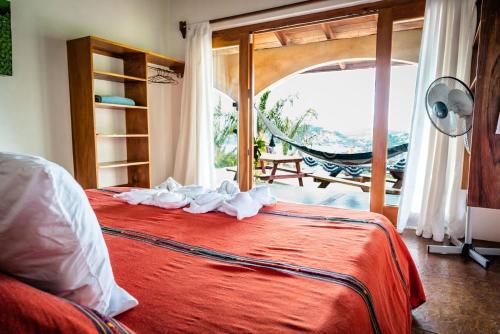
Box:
0;0;12;76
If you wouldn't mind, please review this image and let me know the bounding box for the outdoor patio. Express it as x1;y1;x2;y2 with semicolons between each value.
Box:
216;164;400;211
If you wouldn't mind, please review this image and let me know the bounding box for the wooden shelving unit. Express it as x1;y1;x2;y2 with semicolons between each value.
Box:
93;70;146;83
96;134;149;138
95;102;148;110
98;160;150;169
67;36;184;189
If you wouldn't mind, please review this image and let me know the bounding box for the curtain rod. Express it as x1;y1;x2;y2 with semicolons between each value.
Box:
209;0;329;24
178;0;329;39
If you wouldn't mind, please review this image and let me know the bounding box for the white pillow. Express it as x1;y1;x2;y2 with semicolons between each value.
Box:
0;153;138;316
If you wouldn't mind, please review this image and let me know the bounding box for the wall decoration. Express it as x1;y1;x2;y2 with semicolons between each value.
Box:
0;0;12;76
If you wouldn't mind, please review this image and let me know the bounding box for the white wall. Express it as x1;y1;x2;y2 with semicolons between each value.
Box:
471;208;500;242
0;0;180;185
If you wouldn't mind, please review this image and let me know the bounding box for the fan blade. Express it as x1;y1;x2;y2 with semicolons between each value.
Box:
427;83;449;106
448;89;473;117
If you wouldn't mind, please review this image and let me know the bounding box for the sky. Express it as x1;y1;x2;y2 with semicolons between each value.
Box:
214;64;418;135
257;64;418;134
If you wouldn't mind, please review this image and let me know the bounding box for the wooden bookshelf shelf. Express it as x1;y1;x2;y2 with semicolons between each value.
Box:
88;35;184;75
93;70;146;83
96;134;149;138
98;160;150;169
67;35;184;189
95;102;148;110
147;52;185;73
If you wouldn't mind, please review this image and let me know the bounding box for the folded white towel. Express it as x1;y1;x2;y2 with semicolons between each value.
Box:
218;192;263;220
217;180;240;196
116;178;276;220
144;191;190;209
155;177;182;191
115;188;167;205
115;188;189;209
183;192;226;214
175;185;207;198
249;185;277;206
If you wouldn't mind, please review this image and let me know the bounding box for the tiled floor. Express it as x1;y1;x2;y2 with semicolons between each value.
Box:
403;231;500;334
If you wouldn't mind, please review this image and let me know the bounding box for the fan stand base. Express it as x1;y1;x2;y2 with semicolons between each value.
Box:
427;236;500;269
427;207;500;269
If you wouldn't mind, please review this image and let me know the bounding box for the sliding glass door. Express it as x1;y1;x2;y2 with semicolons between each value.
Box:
212;0;425;221
382;16;424;220
212;46;240;186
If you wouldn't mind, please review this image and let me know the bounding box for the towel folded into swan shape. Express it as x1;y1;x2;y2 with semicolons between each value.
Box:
114;178;276;220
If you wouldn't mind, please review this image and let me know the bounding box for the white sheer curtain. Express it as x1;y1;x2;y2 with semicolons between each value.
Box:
173;22;216;188
397;0;476;241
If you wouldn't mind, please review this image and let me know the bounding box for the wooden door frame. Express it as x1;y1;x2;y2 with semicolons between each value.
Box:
213;0;425;220
238;32;254;191
371;8;393;214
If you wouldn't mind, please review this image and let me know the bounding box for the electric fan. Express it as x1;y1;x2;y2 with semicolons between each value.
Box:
425;76;500;269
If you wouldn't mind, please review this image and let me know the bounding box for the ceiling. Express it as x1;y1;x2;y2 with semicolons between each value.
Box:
253;14;423;50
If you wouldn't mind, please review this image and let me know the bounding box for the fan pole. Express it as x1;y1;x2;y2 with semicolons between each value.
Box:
427;207;500;269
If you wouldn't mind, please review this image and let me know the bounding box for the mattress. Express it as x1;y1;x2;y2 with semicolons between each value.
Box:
87;188;425;334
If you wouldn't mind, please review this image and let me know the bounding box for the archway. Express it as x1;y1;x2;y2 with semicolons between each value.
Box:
213;28;422;101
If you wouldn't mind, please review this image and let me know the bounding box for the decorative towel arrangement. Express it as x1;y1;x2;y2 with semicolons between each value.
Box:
95;95;136;106
114;178;277;220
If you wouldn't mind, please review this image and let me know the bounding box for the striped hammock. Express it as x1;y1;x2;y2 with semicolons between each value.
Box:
303;157;365;177
260;112;408;167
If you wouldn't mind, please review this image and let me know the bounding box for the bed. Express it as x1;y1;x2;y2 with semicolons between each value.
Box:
83;187;425;334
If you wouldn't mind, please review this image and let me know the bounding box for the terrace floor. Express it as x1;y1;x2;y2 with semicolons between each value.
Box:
216;166;400;211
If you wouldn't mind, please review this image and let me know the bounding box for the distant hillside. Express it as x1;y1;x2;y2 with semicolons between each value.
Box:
303;126;408;153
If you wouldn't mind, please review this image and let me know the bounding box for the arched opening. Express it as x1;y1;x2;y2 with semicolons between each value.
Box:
255;58;417;155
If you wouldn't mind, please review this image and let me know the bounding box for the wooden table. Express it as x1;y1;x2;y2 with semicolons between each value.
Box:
258;154;307;187
311;173;401;195
388;168;404;189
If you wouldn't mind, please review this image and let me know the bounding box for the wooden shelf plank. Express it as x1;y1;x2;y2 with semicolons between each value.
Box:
98;160;149;169
147;52;185;72
95;102;147;110
96;134;149;138
93;70;146;82
90;36;147;57
85;36;184;75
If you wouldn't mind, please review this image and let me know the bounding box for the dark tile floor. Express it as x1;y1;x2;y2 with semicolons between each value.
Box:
403;231;500;334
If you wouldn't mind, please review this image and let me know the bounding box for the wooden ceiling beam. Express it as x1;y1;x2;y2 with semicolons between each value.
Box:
320;23;334;39
274;31;289;46
212;0;425;48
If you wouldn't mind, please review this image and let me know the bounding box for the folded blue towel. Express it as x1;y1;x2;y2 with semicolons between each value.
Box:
95;95;136;106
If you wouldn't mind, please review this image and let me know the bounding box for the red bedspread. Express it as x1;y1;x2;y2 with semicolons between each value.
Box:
87;189;425;334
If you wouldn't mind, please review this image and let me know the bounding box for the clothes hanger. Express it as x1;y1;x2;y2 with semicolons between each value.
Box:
148;66;180;84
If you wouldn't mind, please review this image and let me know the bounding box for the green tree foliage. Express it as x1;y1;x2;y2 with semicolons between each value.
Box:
213;97;237;168
0;1;12;76
213;90;319;168
257;90;317;155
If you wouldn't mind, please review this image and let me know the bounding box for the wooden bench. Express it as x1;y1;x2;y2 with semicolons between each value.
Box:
312;174;401;195
226;165;311;184
258;154;308;187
